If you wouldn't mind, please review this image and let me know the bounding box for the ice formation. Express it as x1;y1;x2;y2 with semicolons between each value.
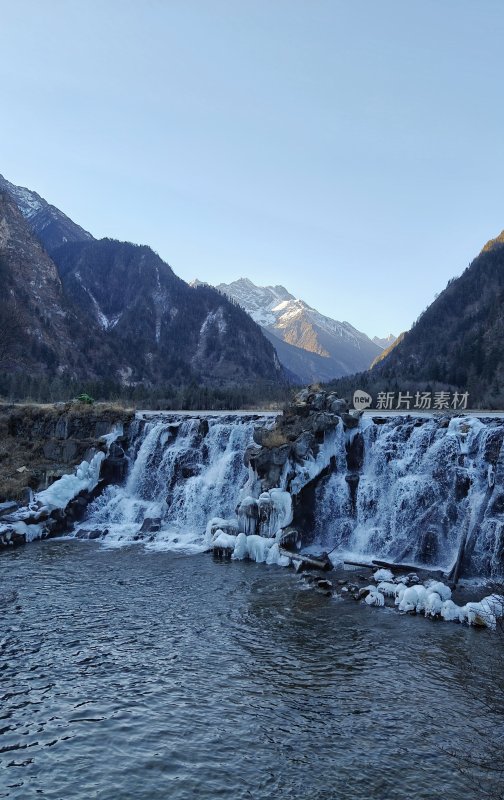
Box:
35;452;105;511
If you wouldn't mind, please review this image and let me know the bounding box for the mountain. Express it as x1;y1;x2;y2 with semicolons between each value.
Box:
0;176;285;389
370;332;405;368
371;232;504;405
0;189;83;373
0;174;93;255
373;333;397;349
52;240;284;385
214;277;381;382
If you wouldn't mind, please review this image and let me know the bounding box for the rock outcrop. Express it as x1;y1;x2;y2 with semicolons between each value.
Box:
0;402;133;549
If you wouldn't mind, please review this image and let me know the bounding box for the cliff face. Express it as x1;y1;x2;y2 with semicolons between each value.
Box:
0;403;134;502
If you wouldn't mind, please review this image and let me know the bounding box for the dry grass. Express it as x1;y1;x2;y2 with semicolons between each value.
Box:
261;428;290;448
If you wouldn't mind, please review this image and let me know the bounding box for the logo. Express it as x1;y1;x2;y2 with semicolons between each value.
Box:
353;389;372;410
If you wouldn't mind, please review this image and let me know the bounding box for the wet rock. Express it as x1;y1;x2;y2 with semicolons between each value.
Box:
140;517;162;533
100;453;128;484
75;528;107;540
454;469;471;500
317;579;333;590
244;444;261;467
484;428;504;465
0;526;26;548
309;412;340;435
328;397;348;415
490;493;504;514
0;501;18;517
109;442;125;459
208;519;239;538
279;527;300;550
237;497;258;535
293;432;315;460
310;392;327;411
346;433;364;471
340;412;360;429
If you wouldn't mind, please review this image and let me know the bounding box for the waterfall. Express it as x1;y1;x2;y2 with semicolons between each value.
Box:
314;415;504;576
81;412;275;552
77;409;504;577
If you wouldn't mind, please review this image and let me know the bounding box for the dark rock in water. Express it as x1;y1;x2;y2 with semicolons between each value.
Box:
0;501;19;517
0;526;26;548
109;442;125;459
346;433;364;471
140;517;162;533
454;469;471;500
484;428;504;465
418;529;440;563
490;493;504;515
0;589;18;605
317;579;333;590
100;454;128;484
279;527;300;550
198;419;209;438
75;528;106;540
340;412;359;429
244;444;262;467
293;432;315;460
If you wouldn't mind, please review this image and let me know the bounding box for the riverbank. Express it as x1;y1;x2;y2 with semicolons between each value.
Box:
0;402;134;502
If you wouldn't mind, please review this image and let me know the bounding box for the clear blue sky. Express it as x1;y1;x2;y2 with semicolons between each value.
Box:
2;0;504;338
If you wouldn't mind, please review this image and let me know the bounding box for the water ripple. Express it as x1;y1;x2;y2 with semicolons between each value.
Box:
0;541;502;800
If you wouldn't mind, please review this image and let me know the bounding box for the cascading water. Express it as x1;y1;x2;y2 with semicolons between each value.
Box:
81;413;275;552
75;406;504;577
314;414;504;576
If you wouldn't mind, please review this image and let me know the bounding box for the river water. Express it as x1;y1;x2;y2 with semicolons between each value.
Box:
1;540;503;800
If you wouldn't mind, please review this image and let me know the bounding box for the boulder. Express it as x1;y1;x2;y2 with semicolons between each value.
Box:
328;397;348;415
340;412;360;429
140;517;162;533
309;412;340;435
293;431;315;460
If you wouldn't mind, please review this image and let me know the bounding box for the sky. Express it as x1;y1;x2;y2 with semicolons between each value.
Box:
2;0;504;339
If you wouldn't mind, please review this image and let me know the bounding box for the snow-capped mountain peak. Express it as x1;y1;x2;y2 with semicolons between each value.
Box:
214;277;382;381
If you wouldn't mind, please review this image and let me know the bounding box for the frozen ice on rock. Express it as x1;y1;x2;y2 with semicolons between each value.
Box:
425;580;451;602
211;530;237;550
364;586;385;606
373;568;394;582
424;592;443;618
377;581;405;598
35;452;105;512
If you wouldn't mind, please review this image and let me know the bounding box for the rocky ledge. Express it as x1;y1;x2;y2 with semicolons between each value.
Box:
207;386;361;562
0;402;134;549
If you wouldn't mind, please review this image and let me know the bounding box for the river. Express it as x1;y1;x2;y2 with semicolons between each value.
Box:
1;540;502;800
